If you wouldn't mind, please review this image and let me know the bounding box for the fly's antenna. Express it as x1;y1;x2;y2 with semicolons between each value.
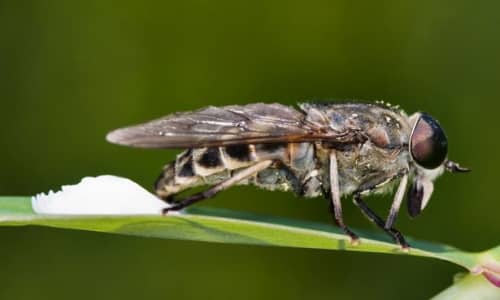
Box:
445;160;471;173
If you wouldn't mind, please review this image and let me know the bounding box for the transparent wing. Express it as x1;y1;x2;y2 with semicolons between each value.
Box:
106;103;348;149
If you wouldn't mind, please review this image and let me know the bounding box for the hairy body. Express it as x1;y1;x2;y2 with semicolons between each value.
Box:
107;102;468;248
155;103;412;200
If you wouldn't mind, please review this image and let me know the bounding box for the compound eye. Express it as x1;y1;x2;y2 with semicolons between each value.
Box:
410;114;448;169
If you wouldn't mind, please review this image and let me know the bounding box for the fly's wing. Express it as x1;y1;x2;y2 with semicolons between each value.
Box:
106;103;349;149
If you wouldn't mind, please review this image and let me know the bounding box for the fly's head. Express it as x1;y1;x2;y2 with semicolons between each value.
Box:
406;112;470;217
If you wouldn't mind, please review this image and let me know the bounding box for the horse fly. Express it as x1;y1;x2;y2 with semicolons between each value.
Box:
106;102;469;249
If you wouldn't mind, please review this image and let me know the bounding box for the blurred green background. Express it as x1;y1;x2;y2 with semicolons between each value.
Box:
0;0;498;299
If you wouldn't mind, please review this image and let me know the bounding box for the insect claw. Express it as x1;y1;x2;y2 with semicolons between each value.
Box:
400;245;411;253
162;206;182;215
350;237;361;246
161;207;171;215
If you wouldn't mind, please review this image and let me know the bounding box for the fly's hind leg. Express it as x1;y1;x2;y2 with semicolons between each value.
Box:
163;160;273;214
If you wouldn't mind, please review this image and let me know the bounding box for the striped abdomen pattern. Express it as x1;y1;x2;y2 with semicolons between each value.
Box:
154;142;320;198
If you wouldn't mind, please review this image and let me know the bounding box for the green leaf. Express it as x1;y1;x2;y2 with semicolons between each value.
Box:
431;273;500;300
1;196;499;296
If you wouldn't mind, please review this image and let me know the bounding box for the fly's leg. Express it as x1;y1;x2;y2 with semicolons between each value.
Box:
351;172;410;249
159;194;176;205
353;194;409;249
163;160;273;214
329;151;359;244
385;173;408;231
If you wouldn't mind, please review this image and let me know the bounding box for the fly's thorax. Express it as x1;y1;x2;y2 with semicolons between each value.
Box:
325;140;410;196
300;103;414;196
300;102;413;148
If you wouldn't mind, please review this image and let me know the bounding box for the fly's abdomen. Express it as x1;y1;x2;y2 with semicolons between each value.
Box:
154;149;198;198
154;143;290;198
154;142;318;199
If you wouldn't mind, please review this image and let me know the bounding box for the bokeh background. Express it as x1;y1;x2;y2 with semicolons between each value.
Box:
1;0;498;299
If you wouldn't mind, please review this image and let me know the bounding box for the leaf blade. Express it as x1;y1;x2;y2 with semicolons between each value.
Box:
0;196;479;269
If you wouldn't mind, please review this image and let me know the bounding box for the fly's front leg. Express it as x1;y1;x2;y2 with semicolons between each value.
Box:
163;160;273;214
385;173;408;230
353;194;409;249
353;172;410;249
329;151;359;244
